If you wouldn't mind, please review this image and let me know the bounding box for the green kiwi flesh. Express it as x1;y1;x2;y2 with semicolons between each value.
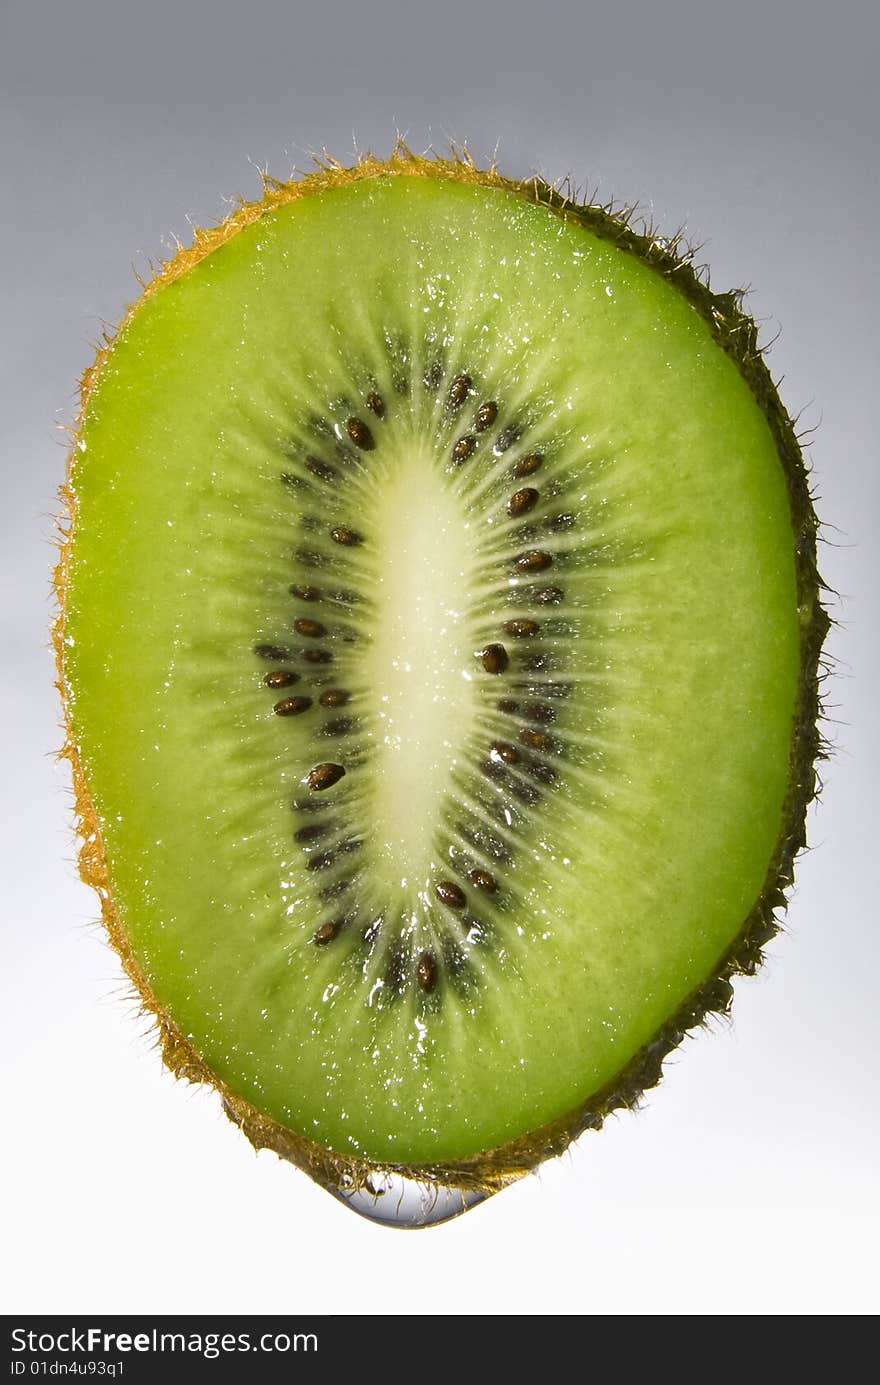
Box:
57;154;826;1194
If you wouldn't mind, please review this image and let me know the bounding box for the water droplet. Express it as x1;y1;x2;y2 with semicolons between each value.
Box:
327;1170;495;1227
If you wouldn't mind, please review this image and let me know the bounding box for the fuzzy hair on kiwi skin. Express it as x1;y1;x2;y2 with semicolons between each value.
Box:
53;142;830;1203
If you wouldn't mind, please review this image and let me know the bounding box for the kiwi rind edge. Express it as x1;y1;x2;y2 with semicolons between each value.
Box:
53;143;830;1200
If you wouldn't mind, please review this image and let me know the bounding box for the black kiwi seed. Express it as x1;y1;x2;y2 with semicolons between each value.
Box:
468;868;497;894
474;400;498;431
366;391;385;418
294;618;326;639
447;373;472;408
524;702;555;723
512;453;543;478
480;643;509;674
319;876;353;904
290;583;321;601
295;823;330;844
306;456;339;483
534;586;564;605
435;880;466;910
362;916;382;945
510;525;540;549
514;550;553;573
503;618;540;639
322;717;356;737
457;821;512;865
346;417;375;451
254;643;290;661
452;435;477;465
416;951;438;993
308;762;346;791
385;951;406;993
524;758;557;785
304;648;333;664
495;425;521;452
263;670;299;689
310;840;359;869
508;487;540;517
296;549;322;568
520;729;553;752
442;940;469;981
308;413;335;442
319;688;351;708
273;696;312;717
330;527;362;547
314;919;343;946
481;756;506;782
497;697;519;714
511;780;541;806
491;740;520;764
424;362;444;390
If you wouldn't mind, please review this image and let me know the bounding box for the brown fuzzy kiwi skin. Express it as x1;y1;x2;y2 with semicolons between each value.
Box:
53;142;830;1205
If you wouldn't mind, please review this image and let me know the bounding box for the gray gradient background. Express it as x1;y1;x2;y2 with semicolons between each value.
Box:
2;0;877;1315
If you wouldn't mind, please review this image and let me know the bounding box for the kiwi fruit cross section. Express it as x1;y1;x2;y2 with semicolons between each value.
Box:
57;153;826;1200
266;368;580;994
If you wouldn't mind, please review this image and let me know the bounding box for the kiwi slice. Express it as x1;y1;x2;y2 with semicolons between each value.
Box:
56;149;826;1213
